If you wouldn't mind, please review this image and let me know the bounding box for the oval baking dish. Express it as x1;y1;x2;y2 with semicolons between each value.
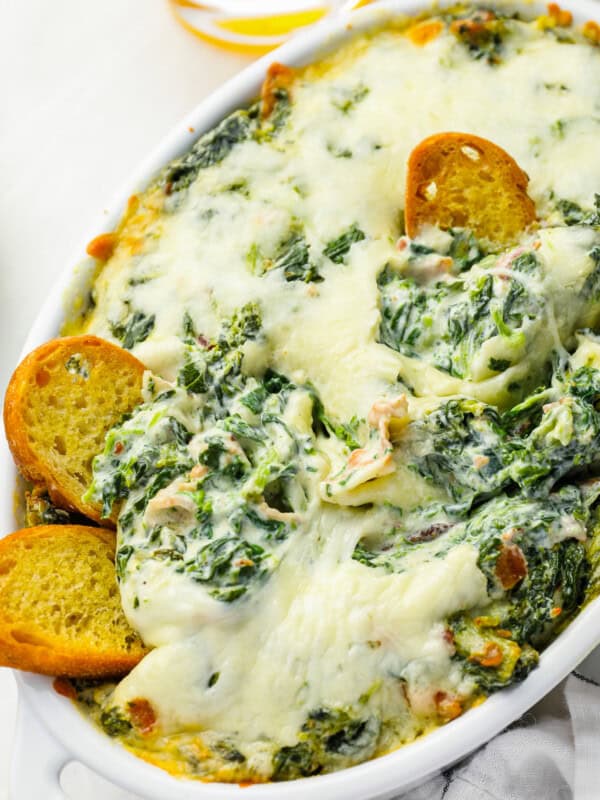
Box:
3;1;600;797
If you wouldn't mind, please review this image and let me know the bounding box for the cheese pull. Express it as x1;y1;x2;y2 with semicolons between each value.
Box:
405;132;537;245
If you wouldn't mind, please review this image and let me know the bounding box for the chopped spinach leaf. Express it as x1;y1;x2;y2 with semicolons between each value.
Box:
449;8;509;65
323;224;366;264
557;194;600;227
100;708;132;737
332;84;370;114
164;109;256;195
274;231;322;283
110;310;155;350
186;536;268;602
273;707;379;780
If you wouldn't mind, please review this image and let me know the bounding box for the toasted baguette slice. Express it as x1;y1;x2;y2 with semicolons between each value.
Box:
0;525;147;677
3;336;145;525
405;132;536;244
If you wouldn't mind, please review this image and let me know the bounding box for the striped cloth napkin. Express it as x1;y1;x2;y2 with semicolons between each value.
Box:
404;667;600;800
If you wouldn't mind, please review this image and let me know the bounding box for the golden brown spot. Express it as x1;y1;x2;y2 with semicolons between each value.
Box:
53;677;77;699
469;641;503;668
406;19;444;46
86;232;118;262
260;62;295;119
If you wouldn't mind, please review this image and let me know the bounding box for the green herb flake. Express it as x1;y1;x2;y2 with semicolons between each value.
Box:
323;224;366;264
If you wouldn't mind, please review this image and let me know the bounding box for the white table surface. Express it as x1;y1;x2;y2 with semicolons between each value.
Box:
3;3;600;799
0;2;252;797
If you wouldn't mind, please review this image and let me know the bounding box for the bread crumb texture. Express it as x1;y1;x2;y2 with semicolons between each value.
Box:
0;525;147;676
3;336;144;525
405;132;537;244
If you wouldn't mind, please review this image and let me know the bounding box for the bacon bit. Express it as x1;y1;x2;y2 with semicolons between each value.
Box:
435;691;463;721
86;232;118;261
496;542;528;590
551;606;563;618
258;501;299;524
406;19;444;46
473;454;490;470
367;395;408;442
146;481;197;514
496;246;526;272
260;62;295;119
442;628;455;647
114;441;124;455
197;334;210;348
396;236;409;251
190;464;208;480
53;677;77;700
233;558;255;568
348;447;384;468
470;641;504;668
407;522;453;543
583;20;600;45
128;698;156;735
450;13;492;38
547;3;573;26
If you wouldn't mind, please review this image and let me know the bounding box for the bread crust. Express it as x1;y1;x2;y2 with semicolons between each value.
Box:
3;336;145;526
0;525;148;677
405;132;537;243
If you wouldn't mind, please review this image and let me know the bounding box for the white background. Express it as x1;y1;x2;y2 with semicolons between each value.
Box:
1;1;252;796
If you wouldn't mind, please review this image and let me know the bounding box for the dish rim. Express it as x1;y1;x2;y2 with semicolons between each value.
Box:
3;1;600;797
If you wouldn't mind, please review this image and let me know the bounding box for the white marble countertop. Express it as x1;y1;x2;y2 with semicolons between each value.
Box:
0;2;251;796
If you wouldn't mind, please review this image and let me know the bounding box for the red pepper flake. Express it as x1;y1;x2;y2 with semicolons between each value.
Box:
127;698;156;735
114;441;124;455
550;606;562;618
53;677;77;700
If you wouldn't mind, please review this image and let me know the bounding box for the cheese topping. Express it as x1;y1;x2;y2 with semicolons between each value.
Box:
73;5;600;784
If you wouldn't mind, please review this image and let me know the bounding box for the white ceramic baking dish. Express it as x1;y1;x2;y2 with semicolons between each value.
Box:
3;1;600;797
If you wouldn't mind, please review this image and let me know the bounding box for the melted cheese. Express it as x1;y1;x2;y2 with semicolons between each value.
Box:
74;7;600;782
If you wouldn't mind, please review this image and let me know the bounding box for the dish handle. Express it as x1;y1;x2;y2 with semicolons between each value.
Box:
11;696;68;800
